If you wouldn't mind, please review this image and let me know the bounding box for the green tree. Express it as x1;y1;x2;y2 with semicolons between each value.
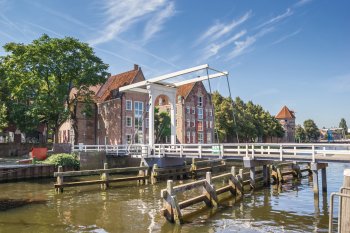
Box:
1;34;109;143
212;92;284;143
0;102;7;131
339;118;348;135
303;119;320;142
295;125;306;143
154;108;171;143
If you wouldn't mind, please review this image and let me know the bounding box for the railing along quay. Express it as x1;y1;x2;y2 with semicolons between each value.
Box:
153;143;350;162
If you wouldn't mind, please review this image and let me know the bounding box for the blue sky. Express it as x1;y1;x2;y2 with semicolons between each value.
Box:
0;0;349;128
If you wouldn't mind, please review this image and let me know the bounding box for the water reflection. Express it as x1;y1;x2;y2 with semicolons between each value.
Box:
0;163;349;232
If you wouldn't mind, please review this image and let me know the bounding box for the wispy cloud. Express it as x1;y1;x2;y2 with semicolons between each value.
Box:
89;0;174;46
294;0;313;8
142;2;175;44
272;29;301;45
196;10;252;45
201;30;246;61
257;8;293;29
28;0;178;69
227;27;274;60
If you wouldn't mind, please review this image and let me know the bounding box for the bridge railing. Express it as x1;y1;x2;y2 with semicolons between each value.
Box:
153;143;350;161
72;144;150;157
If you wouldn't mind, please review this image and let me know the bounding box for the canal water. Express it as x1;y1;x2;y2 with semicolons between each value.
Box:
0;162;349;233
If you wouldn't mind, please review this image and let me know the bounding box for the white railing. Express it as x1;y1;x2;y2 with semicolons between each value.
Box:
72;144;150;157
153;143;350;162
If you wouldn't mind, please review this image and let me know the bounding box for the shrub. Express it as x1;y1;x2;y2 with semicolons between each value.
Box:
42;153;80;170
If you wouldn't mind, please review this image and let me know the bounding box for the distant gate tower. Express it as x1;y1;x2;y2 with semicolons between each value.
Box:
275;106;296;143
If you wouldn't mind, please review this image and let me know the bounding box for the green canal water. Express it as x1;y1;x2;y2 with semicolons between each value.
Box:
0;163;349;233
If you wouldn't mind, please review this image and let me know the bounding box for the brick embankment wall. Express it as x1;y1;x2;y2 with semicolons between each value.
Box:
0;164;55;182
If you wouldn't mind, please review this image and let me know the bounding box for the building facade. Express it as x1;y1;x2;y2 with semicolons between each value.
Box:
58;65;213;145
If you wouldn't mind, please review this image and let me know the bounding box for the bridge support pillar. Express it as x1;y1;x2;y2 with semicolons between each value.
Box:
311;162;319;194
243;157;255;188
262;165;270;186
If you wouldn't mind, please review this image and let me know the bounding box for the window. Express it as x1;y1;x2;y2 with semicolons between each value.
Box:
198;96;203;107
126;116;132;127
126;134;132;144
187;131;191;143
126;100;132;110
198;108;203;120
198;120;203;131
192;132;196;143
207;132;212;143
186;119;190;128
209;120;213;129
209;109;213;116
206;120;209;129
191;119;195;127
145;118;149;128
97;105;101;114
97;119;100;129
198;133;204;143
192;107;195;114
186;106;190;114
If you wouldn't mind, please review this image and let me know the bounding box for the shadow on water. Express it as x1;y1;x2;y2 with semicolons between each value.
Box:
0;198;46;211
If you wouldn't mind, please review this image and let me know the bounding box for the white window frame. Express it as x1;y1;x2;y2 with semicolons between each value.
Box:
209;120;213;129
192;107;195;115
198;108;203;120
126;116;132;127
191;119;195;128
126;100;132;111
186;106;190;114
198;132;204;144
186;119;190;128
209;109;213;116
192;132;196;143
198;120;203;131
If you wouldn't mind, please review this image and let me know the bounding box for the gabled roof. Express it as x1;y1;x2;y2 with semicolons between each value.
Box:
96;68;141;101
69;85;102;100
176;82;196;100
276;106;295;119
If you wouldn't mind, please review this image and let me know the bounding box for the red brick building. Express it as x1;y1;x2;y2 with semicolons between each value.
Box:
58;65;213;145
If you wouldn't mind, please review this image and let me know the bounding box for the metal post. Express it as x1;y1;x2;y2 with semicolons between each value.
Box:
321;167;327;192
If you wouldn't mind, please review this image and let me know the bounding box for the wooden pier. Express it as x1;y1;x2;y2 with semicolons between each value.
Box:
54;163;149;193
160;167;243;224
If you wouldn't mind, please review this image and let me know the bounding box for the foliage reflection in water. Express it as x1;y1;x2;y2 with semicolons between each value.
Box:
0;163;348;233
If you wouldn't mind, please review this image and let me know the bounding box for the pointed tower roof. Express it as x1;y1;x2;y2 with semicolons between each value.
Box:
276;106;295;119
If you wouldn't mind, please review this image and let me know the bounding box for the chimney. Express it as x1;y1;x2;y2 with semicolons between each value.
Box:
134;64;139;70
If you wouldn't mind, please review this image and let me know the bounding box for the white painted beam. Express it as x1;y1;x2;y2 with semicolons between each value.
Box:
121;87;149;94
173;71;228;87
119;64;208;92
